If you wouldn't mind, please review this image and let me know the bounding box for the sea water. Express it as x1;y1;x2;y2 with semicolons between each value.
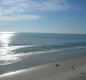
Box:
0;32;86;74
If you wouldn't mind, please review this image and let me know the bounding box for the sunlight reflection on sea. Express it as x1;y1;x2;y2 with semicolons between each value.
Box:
0;32;21;65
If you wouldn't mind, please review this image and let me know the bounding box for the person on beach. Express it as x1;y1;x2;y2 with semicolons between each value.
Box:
72;66;74;69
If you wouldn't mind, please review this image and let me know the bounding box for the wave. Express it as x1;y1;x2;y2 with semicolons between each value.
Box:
11;42;86;54
10;42;86;46
0;41;86;55
0;43;86;66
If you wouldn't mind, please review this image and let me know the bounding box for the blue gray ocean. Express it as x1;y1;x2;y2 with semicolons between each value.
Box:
0;32;86;74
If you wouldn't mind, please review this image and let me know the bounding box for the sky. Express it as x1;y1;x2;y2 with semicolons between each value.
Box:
0;0;86;34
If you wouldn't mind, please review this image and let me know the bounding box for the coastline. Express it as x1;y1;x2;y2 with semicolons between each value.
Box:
0;55;86;80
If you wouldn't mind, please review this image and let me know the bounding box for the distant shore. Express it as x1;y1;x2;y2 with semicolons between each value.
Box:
0;55;86;80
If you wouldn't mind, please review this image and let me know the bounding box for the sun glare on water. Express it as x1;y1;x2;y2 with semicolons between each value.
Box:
0;32;14;47
0;32;21;65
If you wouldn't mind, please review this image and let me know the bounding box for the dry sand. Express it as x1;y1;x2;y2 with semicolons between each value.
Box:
0;56;86;80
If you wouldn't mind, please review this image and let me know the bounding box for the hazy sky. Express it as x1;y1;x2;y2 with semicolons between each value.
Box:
0;0;86;34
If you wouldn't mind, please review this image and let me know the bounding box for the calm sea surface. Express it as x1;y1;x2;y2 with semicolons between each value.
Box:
0;32;86;74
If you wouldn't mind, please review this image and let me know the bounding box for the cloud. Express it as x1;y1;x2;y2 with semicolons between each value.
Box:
0;15;39;21
0;0;70;21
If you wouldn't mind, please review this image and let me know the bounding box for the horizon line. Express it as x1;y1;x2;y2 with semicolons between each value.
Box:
0;32;86;35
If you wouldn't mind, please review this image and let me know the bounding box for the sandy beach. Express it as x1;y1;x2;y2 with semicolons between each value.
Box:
0;56;86;80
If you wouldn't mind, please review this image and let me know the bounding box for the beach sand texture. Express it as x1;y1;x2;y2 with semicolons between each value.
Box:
0;56;86;80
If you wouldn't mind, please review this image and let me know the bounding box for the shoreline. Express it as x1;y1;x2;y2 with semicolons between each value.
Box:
0;56;86;80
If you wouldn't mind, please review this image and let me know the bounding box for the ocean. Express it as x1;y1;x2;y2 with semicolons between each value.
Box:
0;32;86;74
